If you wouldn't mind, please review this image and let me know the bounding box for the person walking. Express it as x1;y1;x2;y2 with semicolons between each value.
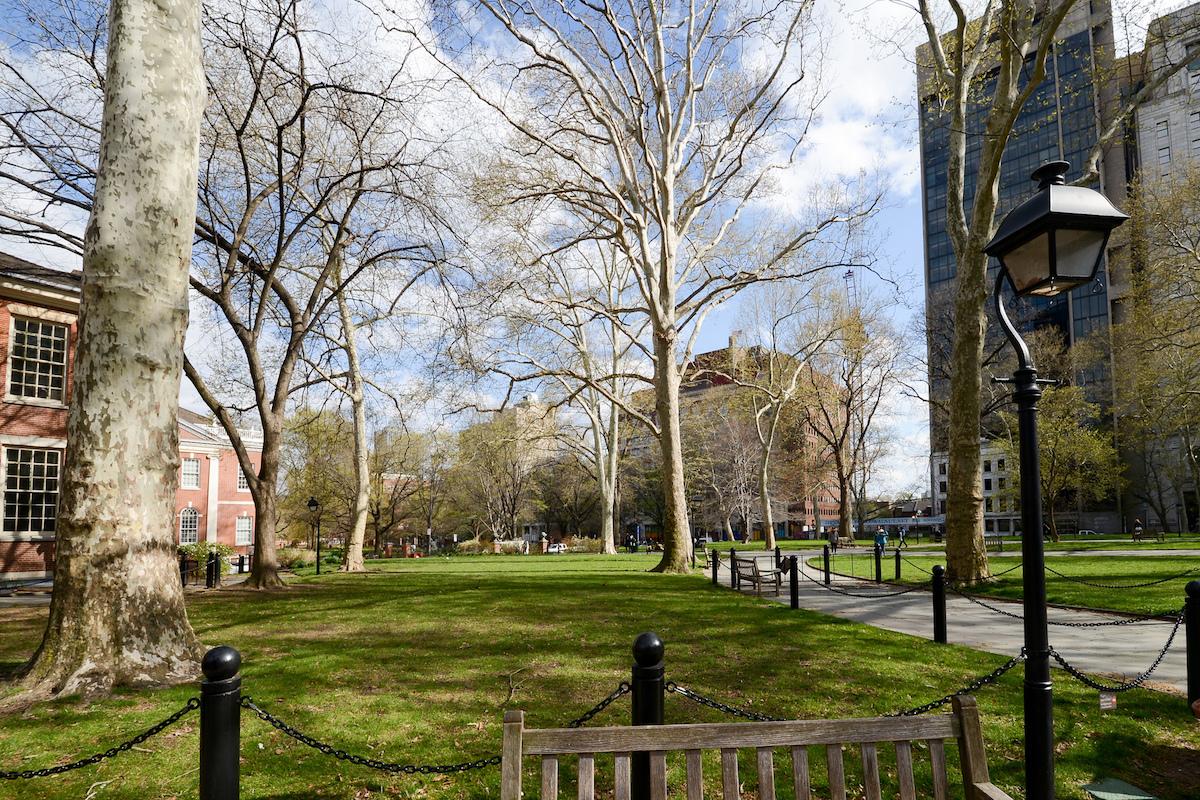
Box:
898;527;908;548
1132;518;1144;542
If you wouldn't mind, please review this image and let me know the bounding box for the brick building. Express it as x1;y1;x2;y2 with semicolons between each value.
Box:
0;252;262;584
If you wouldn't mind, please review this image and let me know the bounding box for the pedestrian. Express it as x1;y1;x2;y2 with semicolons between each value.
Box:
1132;518;1144;542
898;527;908;548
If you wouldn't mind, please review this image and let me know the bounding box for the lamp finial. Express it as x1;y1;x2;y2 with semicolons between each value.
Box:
1032;160;1070;189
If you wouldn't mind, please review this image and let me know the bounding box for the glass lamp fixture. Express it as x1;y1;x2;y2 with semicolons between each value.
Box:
984;161;1128;297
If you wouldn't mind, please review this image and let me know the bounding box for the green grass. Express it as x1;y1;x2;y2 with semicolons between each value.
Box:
902;536;1200;553
0;555;1196;799
812;553;1200;616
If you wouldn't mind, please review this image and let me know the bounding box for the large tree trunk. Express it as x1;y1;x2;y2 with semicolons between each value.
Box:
16;0;205;701
337;282;369;572
943;247;991;583
248;428;285;588
651;328;691;572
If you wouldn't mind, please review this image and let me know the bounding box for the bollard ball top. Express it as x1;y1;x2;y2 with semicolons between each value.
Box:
201;645;241;682
632;632;664;667
932;565;944;575
1187;580;1200;598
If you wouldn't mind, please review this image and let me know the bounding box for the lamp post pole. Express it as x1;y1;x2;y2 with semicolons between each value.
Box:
308;497;321;575
315;514;322;575
996;271;1053;799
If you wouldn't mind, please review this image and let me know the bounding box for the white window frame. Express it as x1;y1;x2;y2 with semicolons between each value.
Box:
236;515;252;546
6;316;69;406
181;457;201;490
1156;119;1171;171
237;468;250;491
2;446;61;535
179;507;199;544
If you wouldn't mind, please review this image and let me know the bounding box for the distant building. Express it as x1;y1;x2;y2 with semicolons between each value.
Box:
0;252;262;584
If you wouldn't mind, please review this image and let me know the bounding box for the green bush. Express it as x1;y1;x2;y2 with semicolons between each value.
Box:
565;536;602;553
177;541;236;576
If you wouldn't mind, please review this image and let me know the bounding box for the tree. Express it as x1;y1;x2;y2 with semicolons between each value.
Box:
280;409;358;545
805;307;901;543
913;0;1200;582
999;385;1123;539
408;0;878;572
14;0;205;699
0;0;452;588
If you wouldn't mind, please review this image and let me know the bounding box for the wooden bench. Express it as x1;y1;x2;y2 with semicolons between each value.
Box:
732;556;782;597
501;695;1012;800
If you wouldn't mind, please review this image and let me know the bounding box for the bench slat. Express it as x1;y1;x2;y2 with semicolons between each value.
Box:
721;749;739;800
542;756;558;800
928;739;948;800
789;747;810;800
825;744;846;800
502;711;524;800
522;717;957;754
578;754;595;800
615;752;631;800
650;751;667;800
861;743;880;800
894;741;916;800
757;747;775;800
686;749;703;800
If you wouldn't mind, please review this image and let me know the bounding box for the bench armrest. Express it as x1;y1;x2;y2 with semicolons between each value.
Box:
972;782;1015;800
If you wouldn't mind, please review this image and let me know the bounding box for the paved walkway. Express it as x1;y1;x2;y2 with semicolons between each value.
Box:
715;549;1190;694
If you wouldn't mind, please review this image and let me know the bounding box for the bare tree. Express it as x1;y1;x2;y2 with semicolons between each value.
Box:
14;0;205;699
0;0;453;588
913;0;1200;582
400;0;878;572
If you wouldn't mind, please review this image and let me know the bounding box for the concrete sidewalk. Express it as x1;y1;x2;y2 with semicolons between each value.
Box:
714;549;1189;694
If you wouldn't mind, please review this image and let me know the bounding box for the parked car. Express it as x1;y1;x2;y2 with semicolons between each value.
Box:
547;542;567;554
1075;529;1097;537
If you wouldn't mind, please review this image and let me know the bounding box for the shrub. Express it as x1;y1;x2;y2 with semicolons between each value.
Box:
565;536;602;553
277;547;316;569
177;541;236;576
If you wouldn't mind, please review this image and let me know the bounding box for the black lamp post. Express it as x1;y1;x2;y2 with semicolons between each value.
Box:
307;496;321;575
984;160;1127;800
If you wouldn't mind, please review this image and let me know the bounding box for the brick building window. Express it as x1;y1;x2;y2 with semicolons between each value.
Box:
236;516;252;545
179;507;199;544
237;469;250;491
3;447;60;533
181;457;200;489
9;317;68;402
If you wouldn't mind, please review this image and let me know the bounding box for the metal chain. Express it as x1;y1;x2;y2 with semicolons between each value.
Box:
797;561;932;598
900;556;935;575
1044;563;1200;589
888;651;1027;717
0;698;200;780
1048;607;1187;693
240;697;501;774
566;682;631;728
666;683;785;721
950;586;1178;627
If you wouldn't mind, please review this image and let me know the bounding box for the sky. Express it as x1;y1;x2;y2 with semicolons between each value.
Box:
3;0;1193;500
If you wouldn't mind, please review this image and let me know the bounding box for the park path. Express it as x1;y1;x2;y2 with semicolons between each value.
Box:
713;549;1190;694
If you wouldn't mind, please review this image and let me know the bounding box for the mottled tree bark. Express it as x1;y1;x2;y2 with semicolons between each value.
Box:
651;327;692;573
336;279;368;572
16;0;204;699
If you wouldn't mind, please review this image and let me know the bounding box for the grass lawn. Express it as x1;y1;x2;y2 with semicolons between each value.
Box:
811;553;1200;616
0;554;1196;799
902;537;1200;553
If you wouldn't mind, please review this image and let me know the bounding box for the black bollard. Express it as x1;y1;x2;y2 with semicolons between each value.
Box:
774;545;781;570
238;554;246;574
874;544;882;584
895;548;902;582
712;551;719;586
180;555;188;588
730;548;738;590
1187;580;1200;710
631;632;665;800
200;646;241;800
204;552;214;589
932;565;947;644
822;544;831;586
788;556;799;610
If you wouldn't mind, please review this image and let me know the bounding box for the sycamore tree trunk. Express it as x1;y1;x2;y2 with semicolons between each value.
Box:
651;326;691;572
248;419;285;588
596;405;619;555
758;452;776;550
17;0;205;700
337;284;369;572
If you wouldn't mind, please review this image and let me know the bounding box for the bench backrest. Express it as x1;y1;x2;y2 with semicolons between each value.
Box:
732;557;762;578
501;696;998;800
